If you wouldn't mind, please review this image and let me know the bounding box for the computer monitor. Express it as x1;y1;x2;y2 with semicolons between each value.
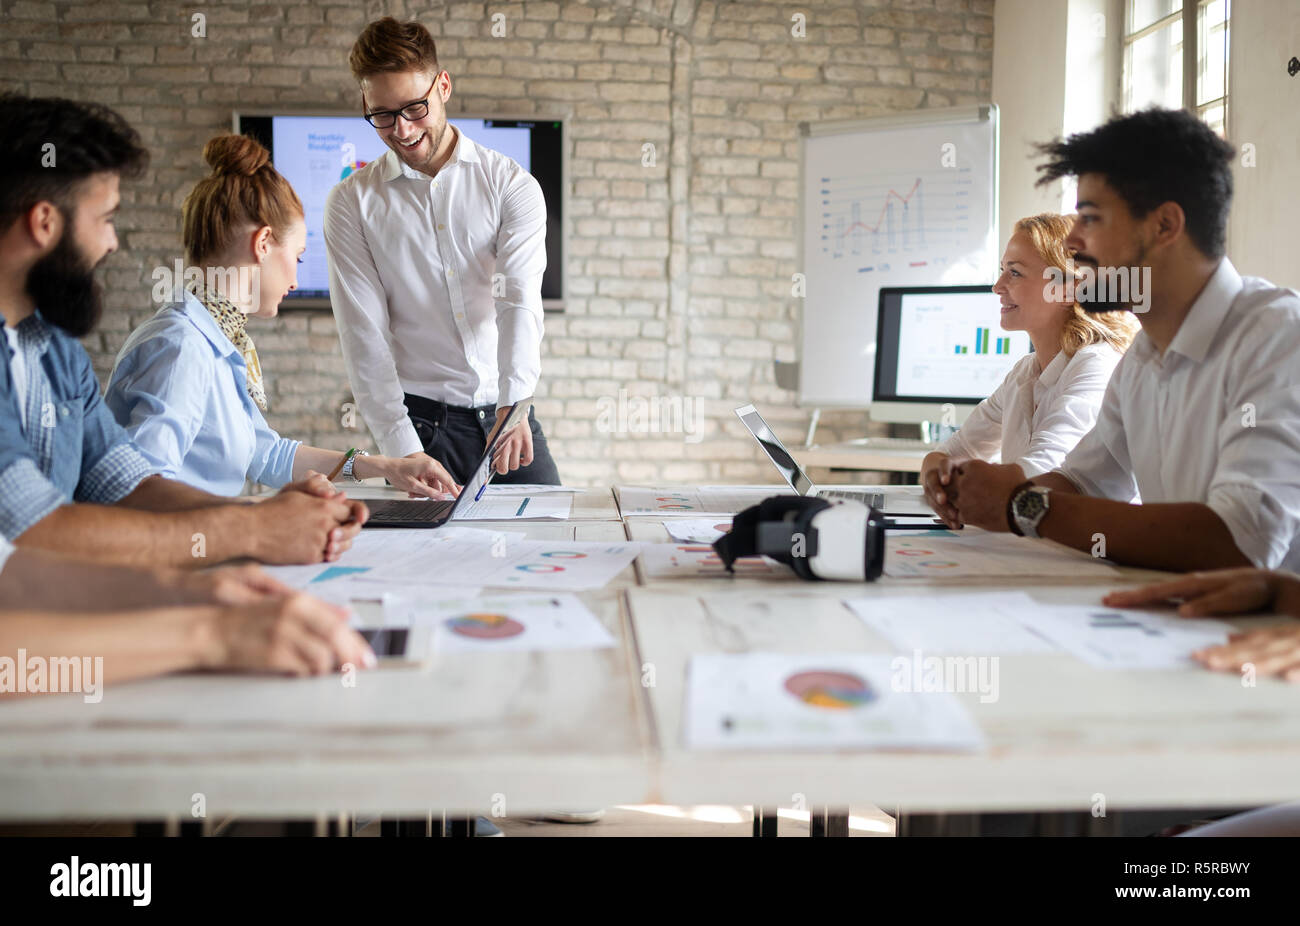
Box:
871;285;1032;426
234;112;565;309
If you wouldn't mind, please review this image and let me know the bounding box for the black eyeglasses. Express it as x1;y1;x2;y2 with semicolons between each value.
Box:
363;77;439;129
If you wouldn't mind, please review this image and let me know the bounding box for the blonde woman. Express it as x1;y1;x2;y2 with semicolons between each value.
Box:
923;214;1139;528
106;134;459;499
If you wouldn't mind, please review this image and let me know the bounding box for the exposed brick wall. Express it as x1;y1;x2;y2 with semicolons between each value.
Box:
0;0;993;486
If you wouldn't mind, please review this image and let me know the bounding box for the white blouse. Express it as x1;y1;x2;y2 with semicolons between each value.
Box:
934;342;1122;477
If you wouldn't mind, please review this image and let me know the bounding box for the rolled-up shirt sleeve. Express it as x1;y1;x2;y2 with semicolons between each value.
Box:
325;183;423;459
0;350;71;539
72;348;153;505
247;407;300;489
0;456;66;541
493;167;546;408
1205;325;1300;569
1056;374;1138;501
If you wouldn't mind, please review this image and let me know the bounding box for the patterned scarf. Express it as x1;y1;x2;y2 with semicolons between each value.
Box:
188;282;267;411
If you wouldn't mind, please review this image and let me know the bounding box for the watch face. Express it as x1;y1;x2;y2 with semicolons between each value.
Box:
1016;491;1046;521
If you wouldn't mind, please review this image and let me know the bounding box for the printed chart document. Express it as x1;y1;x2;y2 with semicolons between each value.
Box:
262;528;501;601
1015;606;1234;669
846;592;1056;654
455;491;573;520
662;518;733;544
638;542;792;580
618;485;789;517
386;592;616;654
478;484;578;496
685;652;985;751
367;537;642;591
885;530;1121;578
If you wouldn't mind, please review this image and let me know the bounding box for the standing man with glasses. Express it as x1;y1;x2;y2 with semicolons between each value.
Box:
324;16;561;487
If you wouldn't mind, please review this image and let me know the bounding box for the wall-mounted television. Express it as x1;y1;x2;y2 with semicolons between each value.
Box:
233;112;565;310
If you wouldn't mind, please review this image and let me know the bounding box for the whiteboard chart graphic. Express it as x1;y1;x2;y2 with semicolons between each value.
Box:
799;106;999;407
820;169;974;267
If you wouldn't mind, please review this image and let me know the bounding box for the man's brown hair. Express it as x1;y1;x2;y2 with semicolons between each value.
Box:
349;17;440;82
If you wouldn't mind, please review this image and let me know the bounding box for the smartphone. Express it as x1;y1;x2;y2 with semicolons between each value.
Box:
355;625;430;665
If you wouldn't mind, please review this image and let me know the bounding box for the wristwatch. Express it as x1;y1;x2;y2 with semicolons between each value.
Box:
342;449;369;483
1007;482;1051;538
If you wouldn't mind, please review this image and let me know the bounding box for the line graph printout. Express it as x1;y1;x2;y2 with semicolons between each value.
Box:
799;107;999;407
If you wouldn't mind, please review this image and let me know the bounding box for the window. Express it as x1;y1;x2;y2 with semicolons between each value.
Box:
1122;0;1230;135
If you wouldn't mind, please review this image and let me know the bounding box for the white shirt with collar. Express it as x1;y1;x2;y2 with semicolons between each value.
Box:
324;127;547;458
1058;257;1300;571
936;342;1122;477
0;534;12;574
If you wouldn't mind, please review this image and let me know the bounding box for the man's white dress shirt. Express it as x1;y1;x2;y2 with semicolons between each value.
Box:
324;127;547;458
1059;258;1300;571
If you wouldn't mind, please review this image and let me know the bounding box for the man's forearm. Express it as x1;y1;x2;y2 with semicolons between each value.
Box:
13;502;259;568
0;547;196;611
1031;471;1083;495
1037;493;1252;572
0;606;217;691
117;474;246;512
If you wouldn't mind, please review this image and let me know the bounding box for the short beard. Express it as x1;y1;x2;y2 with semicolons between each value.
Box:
1077;241;1149;315
25;230;104;338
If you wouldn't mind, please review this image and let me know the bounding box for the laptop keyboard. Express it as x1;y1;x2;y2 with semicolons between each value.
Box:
366;499;454;523
820;490;886;507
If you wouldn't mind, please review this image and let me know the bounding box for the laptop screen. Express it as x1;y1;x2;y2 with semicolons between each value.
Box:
446;399;533;519
734;404;815;496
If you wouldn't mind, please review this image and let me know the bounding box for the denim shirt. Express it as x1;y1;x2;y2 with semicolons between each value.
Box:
0;312;154;540
105;292;300;496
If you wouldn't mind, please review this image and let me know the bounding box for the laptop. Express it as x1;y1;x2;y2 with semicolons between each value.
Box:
361;398;533;528
733;404;936;516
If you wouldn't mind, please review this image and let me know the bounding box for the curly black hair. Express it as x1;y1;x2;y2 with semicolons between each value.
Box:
0;93;149;227
1035;107;1236;259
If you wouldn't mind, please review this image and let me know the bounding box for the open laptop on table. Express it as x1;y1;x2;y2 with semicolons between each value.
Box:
734;403;936;517
361;398;533;528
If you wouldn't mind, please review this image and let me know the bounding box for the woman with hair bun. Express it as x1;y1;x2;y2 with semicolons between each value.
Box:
106;134;460;498
921;213;1140;528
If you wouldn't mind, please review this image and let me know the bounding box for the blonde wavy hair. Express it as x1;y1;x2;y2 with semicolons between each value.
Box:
1014;213;1140;356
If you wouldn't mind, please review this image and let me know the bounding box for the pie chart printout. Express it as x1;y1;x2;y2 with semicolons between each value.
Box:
446;612;526;640
783;670;876;710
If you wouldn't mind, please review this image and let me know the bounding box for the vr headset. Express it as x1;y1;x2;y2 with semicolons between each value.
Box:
712;496;886;582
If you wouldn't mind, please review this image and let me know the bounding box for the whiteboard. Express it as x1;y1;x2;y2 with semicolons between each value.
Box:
798;105;999;407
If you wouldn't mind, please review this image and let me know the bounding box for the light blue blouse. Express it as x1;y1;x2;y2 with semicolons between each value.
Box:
105;292;300;496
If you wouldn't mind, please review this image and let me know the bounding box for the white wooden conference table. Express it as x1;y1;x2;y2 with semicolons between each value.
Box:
0;484;1297;823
